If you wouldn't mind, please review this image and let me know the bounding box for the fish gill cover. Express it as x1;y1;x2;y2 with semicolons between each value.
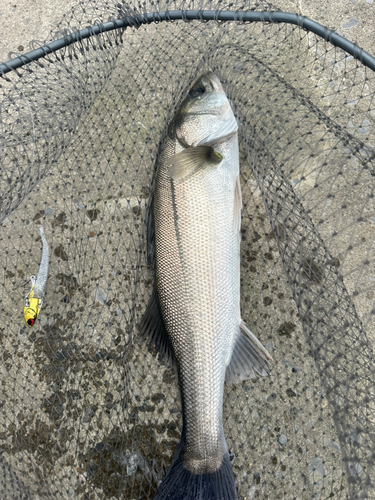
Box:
0;0;374;499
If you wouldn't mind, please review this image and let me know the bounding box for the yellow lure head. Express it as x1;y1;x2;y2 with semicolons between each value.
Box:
23;297;41;327
23;276;41;327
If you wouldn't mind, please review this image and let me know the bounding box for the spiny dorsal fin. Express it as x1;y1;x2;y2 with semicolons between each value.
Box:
225;320;272;385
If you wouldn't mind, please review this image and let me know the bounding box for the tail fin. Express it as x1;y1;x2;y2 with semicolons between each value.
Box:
154;440;238;500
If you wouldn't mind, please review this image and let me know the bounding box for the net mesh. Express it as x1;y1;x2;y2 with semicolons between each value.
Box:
0;1;375;499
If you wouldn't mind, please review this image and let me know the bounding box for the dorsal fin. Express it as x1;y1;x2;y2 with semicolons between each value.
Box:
139;291;176;368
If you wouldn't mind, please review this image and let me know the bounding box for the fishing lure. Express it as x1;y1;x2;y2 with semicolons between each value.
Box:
23;227;49;327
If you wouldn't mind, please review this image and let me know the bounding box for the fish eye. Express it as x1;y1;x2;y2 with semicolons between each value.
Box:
189;85;206;98
27;318;35;326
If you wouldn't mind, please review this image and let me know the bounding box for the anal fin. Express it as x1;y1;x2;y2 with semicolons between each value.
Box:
225;320;272;385
139;291;176;368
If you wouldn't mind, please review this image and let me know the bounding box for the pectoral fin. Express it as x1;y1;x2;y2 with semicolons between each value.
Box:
166;146;223;183
225;320;272;385
139;291;176;368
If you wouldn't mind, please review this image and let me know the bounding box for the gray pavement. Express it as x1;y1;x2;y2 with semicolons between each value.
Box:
0;0;78;63
1;0;375;64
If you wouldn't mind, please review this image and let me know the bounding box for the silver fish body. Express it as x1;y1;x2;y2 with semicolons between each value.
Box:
155;127;240;474
144;73;271;500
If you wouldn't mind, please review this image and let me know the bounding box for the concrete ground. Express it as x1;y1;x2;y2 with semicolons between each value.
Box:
0;0;78;63
1;0;375;64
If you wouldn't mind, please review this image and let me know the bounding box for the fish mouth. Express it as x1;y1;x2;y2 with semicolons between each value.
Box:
184;110;221;117
204;71;224;92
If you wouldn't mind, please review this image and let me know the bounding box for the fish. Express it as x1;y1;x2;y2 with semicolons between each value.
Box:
23;226;49;327
141;72;272;500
